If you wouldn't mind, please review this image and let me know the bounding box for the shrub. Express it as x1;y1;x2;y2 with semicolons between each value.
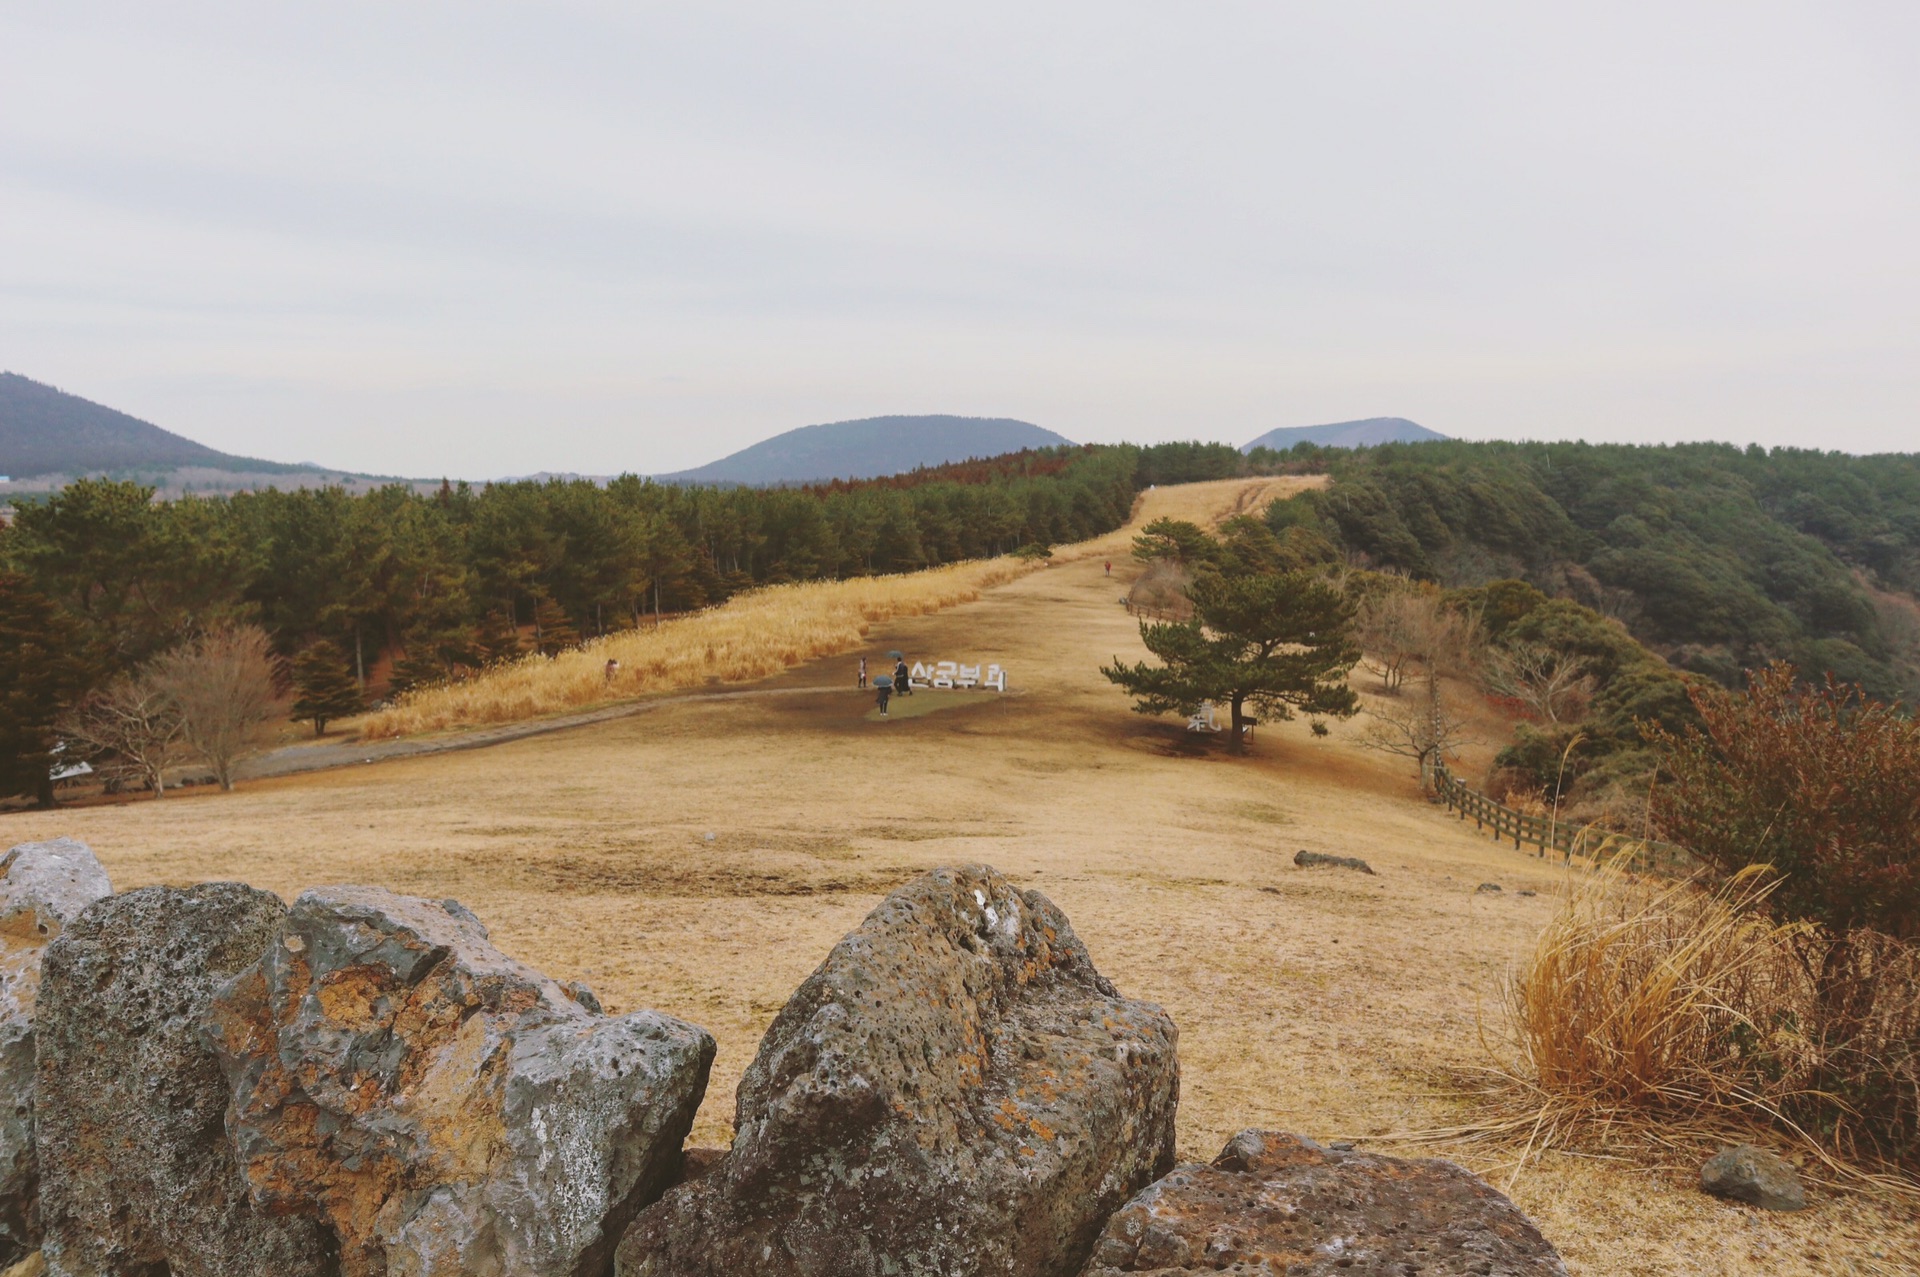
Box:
1648;663;1920;938
1489;868;1920;1175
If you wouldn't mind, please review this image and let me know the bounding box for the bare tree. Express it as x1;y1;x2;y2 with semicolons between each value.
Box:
151;625;280;791
58;672;186;797
1483;641;1594;723
1354;586;1481;693
1361;674;1474;781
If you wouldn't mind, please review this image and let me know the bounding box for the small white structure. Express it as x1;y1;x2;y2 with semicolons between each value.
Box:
1186;701;1221;732
906;659;1008;692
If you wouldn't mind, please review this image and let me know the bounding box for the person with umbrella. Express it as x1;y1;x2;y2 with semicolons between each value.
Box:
874;672;893;716
891;650;912;696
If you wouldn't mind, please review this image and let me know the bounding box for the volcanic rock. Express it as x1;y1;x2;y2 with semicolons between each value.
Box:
35;883;332;1277
0;840;111;1265
1700;1144;1807;1211
616;864;1180;1277
204;886;714;1277
1294;850;1375;874
1079;1129;1568;1276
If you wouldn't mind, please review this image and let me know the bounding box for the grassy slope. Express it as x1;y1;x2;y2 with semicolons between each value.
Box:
7;477;1912;1276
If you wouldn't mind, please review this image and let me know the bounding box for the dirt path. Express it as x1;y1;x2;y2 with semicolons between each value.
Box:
6;474;1909;1276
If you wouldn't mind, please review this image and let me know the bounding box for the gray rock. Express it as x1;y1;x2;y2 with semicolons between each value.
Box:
1294;850;1375;874
204;885;714;1277
0;840;111;1265
1477;882;1504;893
1080;1130;1568;1276
616;864;1180;1277
1700;1144;1808;1211
35;883;332;1277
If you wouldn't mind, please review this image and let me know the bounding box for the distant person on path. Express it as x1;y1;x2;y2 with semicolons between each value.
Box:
1105;560;1111;575
894;658;912;695
604;658;620;685
875;674;892;716
858;656;868;689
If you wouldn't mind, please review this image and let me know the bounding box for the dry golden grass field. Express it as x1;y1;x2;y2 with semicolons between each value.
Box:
7;479;1915;1276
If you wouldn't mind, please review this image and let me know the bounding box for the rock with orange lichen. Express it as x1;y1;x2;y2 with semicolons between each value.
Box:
1079;1130;1568;1276
0;840;111;1267
615;863;1179;1277
204;886;714;1277
35;883;332;1277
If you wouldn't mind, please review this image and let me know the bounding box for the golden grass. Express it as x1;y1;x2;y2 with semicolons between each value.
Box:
1426;864;1920;1201
362;558;1039;739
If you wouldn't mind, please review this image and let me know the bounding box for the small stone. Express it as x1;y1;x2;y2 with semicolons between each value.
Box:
1700;1145;1807;1211
1294;851;1375;875
1327;1140;1355;1151
1518;889;1538;897
1476;882;1504;893
0;840;111;1265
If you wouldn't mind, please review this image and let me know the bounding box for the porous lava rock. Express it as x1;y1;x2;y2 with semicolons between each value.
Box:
616;863;1180;1277
34;883;332;1277
0;839;112;1265
1079;1130;1568;1276
1700;1144;1807;1211
1294;851;1375;875
204;886;715;1277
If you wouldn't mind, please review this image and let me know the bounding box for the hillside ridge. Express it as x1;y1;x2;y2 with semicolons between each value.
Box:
0;372;310;479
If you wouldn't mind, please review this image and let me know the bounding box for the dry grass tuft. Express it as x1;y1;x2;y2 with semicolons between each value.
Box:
361;558;1038;739
1429;865;1920;1196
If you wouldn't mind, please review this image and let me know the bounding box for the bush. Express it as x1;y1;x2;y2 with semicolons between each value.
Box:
1494;868;1920;1174
1648;663;1920;938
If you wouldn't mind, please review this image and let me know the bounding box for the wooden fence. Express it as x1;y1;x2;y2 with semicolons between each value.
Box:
1426;758;1699;878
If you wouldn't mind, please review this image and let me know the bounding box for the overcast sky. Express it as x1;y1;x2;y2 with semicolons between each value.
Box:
2;2;1916;477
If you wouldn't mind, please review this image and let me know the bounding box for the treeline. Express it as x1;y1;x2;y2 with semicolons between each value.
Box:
0;444;1187;801
1263;440;1920;703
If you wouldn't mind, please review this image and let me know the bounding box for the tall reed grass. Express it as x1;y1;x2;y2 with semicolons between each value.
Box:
1438;865;1920;1191
360;558;1039;739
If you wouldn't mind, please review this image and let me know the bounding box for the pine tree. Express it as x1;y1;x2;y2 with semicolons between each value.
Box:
532;596;578;657
1102;570;1361;754
290;640;363;737
478;608;523;664
0;573;88;806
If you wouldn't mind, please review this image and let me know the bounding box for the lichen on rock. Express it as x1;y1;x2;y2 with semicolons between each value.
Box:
616;863;1180;1277
204;885;714;1277
35;882;332;1277
0;839;111;1267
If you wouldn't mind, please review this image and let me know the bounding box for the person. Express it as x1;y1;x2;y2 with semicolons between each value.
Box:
604;658;620;685
1105;560;1111;575
858;656;868;689
875;674;892;716
894;658;912;695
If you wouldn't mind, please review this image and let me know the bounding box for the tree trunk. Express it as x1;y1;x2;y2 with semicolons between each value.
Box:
355;627;366;689
1228;694;1248;754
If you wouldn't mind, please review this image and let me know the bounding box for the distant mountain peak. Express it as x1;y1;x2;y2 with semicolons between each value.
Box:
657;414;1074;486
1242;417;1446;452
0;372;311;479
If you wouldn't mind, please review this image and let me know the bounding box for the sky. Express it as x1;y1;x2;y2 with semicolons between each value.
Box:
2;2;1916;477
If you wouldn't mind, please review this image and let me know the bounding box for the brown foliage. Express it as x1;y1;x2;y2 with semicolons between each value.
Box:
150;625;280;791
1647;662;1920;938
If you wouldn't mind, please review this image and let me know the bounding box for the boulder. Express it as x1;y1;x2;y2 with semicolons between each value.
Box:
1080;1130;1568;1276
1294;851;1375;874
1700;1144;1807;1211
616;864;1179;1277
204;886;714;1277
34;883;333;1277
0;840;111;1265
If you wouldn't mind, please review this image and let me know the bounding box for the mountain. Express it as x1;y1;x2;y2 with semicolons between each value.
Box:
1242;417;1447;452
657;415;1074;486
0;372;315;479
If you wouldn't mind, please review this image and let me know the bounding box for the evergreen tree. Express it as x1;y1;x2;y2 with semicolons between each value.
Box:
531;596;578;656
1103;570;1361;753
477;608;523;664
0;573;88;806
290;640;363;737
